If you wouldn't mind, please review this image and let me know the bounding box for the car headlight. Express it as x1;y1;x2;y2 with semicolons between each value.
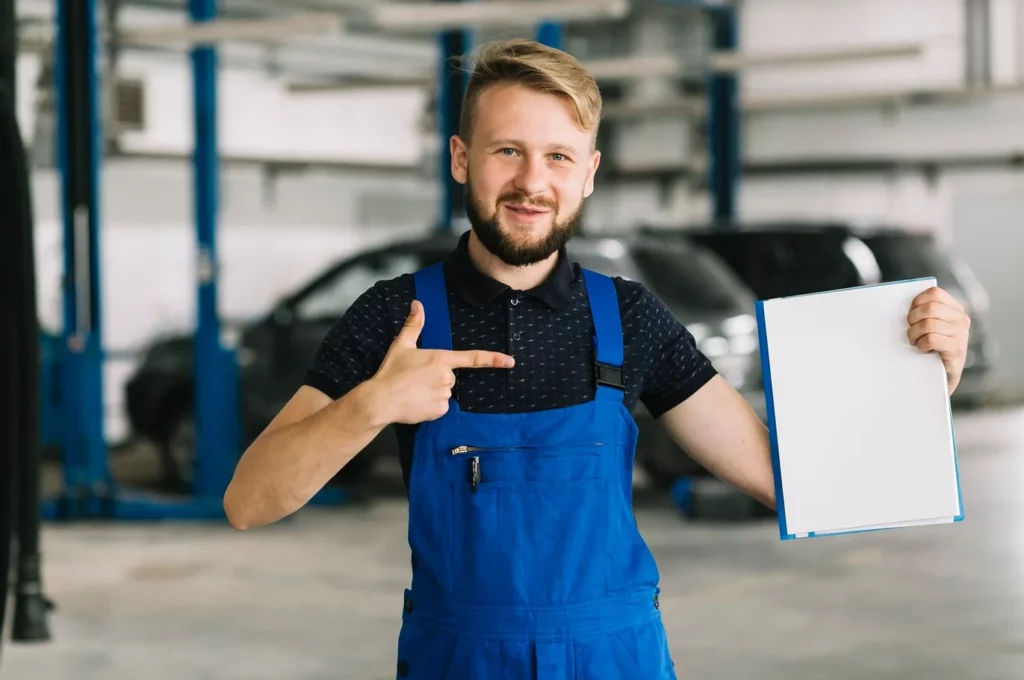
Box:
722;313;757;337
728;334;759;355
699;335;731;358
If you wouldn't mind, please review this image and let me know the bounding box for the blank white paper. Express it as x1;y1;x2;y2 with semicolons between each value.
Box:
756;278;963;539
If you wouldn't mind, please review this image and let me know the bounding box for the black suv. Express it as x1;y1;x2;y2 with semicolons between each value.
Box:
643;220;997;408
124;231;763;491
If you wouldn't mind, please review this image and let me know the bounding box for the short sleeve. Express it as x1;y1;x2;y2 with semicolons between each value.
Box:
303;279;406;400
618;280;717;418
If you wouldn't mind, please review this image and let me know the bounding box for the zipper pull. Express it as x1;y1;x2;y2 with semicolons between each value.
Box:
471;456;480;492
452;445;471;455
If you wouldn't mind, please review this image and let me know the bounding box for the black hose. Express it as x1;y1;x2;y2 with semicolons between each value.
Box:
4;77;52;646
0;0;18;660
0;18;52;646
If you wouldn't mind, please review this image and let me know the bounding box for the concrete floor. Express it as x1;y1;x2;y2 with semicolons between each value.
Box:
3;406;1024;679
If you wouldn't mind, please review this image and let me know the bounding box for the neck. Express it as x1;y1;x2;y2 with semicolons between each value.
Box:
467;229;560;291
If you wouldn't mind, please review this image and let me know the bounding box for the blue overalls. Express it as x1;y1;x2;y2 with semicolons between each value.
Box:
396;262;678;679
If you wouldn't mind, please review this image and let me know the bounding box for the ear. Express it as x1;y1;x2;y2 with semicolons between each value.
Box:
450;135;468;185
582;149;601;198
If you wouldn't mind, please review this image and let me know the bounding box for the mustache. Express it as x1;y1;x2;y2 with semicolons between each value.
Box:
497;192;556;211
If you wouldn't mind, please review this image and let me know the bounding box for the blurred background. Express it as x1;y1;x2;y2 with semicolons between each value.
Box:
2;0;1024;678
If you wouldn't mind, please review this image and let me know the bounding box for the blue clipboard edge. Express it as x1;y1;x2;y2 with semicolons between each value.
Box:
755;277;965;542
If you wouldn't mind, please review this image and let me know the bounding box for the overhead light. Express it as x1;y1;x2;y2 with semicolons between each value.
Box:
119;12;345;47
708;43;923;72
583;41;924;84
287;74;432;93
371;0;630;32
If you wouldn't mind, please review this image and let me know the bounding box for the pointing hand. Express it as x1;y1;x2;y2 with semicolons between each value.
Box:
370;301;515;424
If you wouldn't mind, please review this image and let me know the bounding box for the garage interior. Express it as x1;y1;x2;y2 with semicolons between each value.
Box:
2;0;1024;678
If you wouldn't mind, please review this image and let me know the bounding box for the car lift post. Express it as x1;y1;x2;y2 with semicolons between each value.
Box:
436;24;471;232
706;3;740;226
42;0;233;521
45;0;113;520
646;1;743;513
536;22;564;49
189;0;241;505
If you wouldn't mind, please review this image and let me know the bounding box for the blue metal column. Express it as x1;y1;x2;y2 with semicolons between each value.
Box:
437;28;472;231
190;0;238;500
52;0;109;519
43;0;232;522
536;22;563;49
706;5;740;224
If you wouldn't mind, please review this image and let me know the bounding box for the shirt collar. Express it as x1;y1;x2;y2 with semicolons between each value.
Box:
444;230;577;311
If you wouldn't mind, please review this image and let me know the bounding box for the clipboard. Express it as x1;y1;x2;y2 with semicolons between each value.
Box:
754;277;964;541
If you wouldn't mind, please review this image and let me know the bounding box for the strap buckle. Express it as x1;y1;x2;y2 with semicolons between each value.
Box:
594;362;624;391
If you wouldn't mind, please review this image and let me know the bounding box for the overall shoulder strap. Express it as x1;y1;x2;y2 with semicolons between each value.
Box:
413;262;453;352
581;268;625;403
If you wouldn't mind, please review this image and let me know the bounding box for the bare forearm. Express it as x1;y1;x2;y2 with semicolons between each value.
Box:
224;381;388;529
659;376;777;510
693;417;776;510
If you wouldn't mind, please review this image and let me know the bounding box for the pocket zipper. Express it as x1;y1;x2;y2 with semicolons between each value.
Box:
451;442;605;456
470;456;480;493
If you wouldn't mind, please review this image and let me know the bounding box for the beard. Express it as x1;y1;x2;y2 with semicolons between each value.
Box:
465;180;584;268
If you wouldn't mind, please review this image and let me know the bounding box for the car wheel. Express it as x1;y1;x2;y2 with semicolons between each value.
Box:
159;410;196;492
640;457;686;491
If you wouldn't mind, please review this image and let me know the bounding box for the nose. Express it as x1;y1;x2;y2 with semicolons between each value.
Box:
513;155;550;198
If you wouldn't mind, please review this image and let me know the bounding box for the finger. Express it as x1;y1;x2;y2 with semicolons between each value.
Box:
442;350;516;369
907;318;960;344
393;300;425;349
914;332;960;355
437;369;456;388
907;300;966;327
911;286;964;314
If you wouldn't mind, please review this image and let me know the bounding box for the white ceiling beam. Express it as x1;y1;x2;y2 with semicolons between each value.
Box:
601;83;1024;120
587;42;926;81
276;40;925;93
708;43;924;72
118;12;346;47
370;0;630;32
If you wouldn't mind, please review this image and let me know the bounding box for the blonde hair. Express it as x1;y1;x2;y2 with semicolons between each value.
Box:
458;38;602;146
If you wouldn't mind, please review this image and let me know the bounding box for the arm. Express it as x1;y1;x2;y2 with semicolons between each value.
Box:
223;298;514;530
222;381;391;530
654;285;971;512
223;283;397;530
657;377;775;509
619;282;775;505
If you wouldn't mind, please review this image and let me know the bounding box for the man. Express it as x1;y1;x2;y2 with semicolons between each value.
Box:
223;39;972;678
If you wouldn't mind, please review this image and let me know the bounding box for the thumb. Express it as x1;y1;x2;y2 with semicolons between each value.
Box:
393;300;425;348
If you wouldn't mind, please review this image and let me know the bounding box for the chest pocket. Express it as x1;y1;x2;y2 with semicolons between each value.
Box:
448;441;615;606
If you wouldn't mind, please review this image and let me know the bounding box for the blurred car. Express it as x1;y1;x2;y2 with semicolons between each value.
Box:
124;230;764;491
642;220;997;408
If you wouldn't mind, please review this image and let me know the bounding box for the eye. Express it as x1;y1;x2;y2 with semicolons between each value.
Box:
499;148;517;156
551;153;570;162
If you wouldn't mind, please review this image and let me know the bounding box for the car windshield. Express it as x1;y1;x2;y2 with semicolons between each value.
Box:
568;241;643;281
860;234;964;294
630;244;749;313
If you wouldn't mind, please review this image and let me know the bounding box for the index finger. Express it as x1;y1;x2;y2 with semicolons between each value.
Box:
911;286;964;313
441;350;516;369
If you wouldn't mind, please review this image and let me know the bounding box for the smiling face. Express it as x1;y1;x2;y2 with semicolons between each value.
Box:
451;74;602;267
